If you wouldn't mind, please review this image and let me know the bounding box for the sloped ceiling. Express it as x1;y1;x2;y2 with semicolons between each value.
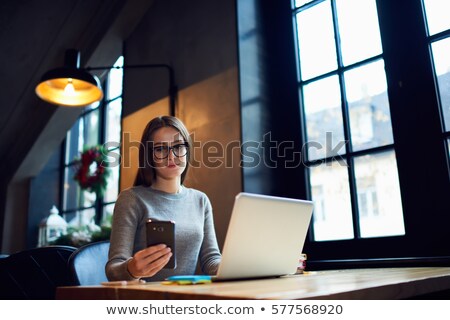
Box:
0;0;158;252
0;0;154;184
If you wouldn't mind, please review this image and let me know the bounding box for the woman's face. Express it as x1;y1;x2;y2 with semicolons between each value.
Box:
151;126;187;181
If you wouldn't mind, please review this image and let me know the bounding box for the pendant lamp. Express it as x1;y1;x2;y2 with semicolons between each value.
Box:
35;49;103;107
36;49;177;115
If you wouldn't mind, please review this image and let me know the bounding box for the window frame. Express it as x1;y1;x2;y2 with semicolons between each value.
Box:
237;0;450;261
293;0;450;260
59;62;123;226
425;6;450;149
294;0;403;242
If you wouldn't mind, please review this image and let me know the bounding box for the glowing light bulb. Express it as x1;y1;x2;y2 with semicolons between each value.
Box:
64;78;75;96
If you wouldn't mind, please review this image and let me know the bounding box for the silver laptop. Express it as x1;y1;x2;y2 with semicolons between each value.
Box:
214;192;313;281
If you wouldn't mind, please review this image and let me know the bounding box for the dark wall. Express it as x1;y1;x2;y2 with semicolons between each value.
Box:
120;0;241;250
237;0;307;199
122;0;238;117
27;147;62;249
375;0;450;257
0;0;128;252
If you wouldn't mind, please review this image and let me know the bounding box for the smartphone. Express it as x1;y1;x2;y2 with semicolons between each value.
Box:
146;219;176;269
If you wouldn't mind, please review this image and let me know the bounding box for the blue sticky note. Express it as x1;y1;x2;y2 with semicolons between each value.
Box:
165;275;212;284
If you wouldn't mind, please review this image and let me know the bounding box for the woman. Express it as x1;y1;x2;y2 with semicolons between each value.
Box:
106;116;221;281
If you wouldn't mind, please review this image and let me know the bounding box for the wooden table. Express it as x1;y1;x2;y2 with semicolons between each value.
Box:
56;267;450;300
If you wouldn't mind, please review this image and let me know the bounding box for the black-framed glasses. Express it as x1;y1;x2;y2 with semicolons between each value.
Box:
152;143;189;159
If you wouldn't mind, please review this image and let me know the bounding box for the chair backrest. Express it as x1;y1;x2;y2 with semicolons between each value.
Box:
0;245;76;299
68;241;110;285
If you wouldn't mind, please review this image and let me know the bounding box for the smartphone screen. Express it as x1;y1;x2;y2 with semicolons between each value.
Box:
146;219;176;269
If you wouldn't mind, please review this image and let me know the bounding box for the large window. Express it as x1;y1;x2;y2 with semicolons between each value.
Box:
236;0;449;259
291;0;450;259
293;0;404;241
62;56;123;227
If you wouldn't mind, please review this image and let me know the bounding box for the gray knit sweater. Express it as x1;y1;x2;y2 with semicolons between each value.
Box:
106;185;221;281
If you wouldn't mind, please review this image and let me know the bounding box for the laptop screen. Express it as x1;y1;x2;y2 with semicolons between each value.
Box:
216;192;313;280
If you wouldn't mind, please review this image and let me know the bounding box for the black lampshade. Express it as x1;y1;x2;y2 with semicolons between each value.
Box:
35;50;103;107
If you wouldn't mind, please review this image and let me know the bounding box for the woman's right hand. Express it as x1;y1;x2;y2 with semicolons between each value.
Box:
127;244;172;278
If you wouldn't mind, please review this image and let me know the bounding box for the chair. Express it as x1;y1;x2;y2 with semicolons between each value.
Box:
0;245;76;299
68;241;110;285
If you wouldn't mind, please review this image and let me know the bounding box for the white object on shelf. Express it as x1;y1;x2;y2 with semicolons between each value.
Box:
38;205;68;247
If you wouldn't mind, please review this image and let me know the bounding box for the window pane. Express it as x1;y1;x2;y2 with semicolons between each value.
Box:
102;203;115;227
303;76;346;161
310;160;354;241
336;0;382;66
62;211;77;227
107;56;124;100
85;101;100;112
66;118;81;164
82;190;97;208
64;167;98;211
423;0;450;36
104;157;120;203
83;109;100;147
344;60;394;151
296;0;337;80
294;0;314;8
105;98;122;144
430;38;450;131
63;166;80;211
70;208;96;226
354;151;405;238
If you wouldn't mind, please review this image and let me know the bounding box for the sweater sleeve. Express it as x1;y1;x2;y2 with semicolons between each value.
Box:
106;189;143;281
199;195;222;275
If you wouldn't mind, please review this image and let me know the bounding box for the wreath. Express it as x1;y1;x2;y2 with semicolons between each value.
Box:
73;145;110;197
